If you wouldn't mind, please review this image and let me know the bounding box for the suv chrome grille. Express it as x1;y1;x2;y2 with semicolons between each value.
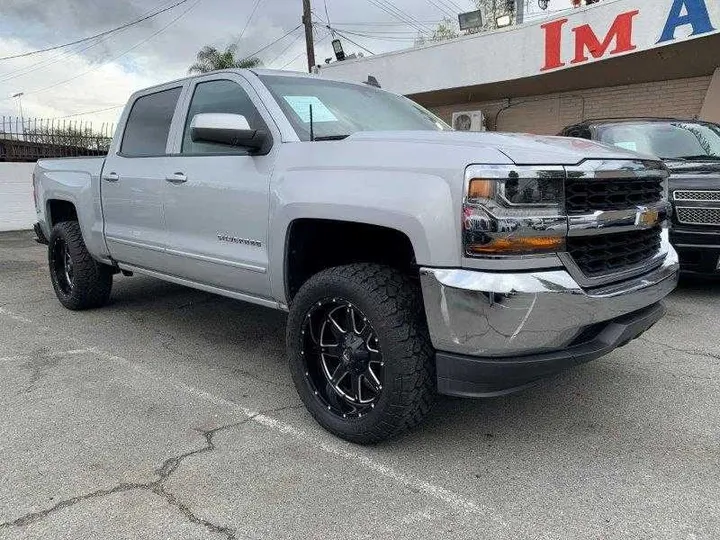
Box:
567;228;662;278
676;207;720;226
674;190;720;202
565;178;663;214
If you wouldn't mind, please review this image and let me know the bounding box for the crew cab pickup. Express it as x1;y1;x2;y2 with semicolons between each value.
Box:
34;69;679;443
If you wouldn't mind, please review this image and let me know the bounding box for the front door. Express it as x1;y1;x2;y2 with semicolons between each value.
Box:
102;86;183;271
162;76;276;299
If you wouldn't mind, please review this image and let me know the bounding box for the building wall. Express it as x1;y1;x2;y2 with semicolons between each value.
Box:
431;76;713;134
700;68;720;123
0;163;36;232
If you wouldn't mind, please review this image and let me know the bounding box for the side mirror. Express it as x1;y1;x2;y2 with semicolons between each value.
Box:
190;113;267;151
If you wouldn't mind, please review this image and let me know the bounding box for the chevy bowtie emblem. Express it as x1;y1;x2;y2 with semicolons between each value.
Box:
636;208;660;227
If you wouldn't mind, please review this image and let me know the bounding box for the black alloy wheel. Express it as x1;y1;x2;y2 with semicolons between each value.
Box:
287;264;436;444
51;236;74;295
301;298;384;418
48;221;113;310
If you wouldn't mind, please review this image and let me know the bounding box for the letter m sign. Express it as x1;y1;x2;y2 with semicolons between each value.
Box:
541;10;640;71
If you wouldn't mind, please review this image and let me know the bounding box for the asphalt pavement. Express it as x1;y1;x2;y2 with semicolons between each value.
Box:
0;229;718;540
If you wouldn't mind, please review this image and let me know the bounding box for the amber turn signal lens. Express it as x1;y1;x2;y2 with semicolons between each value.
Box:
467;236;565;255
467;179;493;200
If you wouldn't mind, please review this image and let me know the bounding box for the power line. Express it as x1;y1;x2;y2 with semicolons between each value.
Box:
0;0;193;62
0;0;184;82
325;28;417;41
54;105;125;119
237;0;264;43
18;0;202;98
322;20;445;26
377;0;433;32
239;24;303;63
281;30;331;69
437;0;466;13
425;0;455;18
317;24;375;55
364;0;429;35
267;28;305;66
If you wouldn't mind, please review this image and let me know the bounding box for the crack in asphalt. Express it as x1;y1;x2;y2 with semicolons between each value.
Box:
0;417;259;539
636;336;720;362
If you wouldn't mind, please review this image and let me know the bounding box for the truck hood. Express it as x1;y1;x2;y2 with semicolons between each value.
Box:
346;131;658;165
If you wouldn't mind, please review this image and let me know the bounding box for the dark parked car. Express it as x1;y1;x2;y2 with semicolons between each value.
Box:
560;118;720;274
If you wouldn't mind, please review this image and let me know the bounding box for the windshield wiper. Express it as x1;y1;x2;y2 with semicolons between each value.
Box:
673;154;720;161
313;135;350;141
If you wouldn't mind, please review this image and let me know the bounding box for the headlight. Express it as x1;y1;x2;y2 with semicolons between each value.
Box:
463;165;567;257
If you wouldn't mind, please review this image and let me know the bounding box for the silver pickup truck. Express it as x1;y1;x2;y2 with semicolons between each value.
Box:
33;69;679;443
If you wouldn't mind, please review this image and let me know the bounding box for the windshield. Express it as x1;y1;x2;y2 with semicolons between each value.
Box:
258;74;449;141
596;121;720;160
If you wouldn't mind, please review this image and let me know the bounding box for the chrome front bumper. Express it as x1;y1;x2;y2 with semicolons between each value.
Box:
419;247;679;358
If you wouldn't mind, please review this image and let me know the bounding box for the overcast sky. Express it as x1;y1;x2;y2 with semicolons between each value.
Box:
0;0;573;127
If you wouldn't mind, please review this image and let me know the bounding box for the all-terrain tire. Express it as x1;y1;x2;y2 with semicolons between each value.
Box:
287;264;435;444
48;221;113;310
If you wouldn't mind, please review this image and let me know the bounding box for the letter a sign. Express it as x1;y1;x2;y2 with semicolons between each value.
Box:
658;0;715;42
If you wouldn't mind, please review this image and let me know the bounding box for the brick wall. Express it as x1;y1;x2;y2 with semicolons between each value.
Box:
431;76;713;134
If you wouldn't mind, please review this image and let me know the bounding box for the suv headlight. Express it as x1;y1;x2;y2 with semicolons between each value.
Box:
463;165;567;257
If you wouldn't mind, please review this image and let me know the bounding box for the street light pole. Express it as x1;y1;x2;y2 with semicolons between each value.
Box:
12;92;24;120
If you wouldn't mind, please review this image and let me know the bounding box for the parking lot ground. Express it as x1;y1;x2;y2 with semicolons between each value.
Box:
0;229;719;540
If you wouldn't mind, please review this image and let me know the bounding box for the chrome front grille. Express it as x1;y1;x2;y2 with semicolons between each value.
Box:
676;206;720;226
674;190;720;202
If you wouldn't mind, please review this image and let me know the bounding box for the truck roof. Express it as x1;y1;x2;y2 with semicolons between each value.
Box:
128;68;357;98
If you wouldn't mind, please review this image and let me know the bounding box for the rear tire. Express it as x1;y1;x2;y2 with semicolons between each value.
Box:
287;264;435;444
48;221;113;310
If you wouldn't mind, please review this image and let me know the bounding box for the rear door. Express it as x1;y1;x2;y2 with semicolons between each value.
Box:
161;73;278;299
101;84;184;271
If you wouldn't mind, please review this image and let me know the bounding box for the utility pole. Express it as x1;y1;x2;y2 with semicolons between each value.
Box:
302;0;315;72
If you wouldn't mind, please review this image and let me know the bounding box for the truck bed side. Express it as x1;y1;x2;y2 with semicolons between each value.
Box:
35;156;110;263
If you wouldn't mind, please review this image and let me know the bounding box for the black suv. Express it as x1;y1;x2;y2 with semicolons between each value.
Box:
560;118;720;275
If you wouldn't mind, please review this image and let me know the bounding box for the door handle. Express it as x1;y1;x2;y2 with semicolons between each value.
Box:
103;172;119;182
165;172;188;184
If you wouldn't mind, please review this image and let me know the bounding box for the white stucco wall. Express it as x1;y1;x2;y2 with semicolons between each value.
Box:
320;0;720;95
0;163;36;231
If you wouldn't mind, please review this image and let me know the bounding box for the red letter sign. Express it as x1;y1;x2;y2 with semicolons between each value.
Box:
540;18;568;71
571;10;639;64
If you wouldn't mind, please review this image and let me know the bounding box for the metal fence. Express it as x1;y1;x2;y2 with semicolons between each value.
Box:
0;117;114;162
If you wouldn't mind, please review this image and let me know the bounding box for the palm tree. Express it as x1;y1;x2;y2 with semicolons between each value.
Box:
188;44;261;74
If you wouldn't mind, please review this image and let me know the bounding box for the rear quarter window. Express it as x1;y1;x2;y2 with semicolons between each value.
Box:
121;87;182;156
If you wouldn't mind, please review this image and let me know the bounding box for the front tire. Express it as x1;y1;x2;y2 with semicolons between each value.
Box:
48;221;113;310
287;264;435;444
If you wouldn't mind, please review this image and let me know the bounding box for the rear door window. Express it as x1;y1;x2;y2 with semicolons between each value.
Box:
121;87;182;156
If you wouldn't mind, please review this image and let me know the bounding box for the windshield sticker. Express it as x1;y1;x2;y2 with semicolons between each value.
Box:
614;141;638;151
283;96;338;123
